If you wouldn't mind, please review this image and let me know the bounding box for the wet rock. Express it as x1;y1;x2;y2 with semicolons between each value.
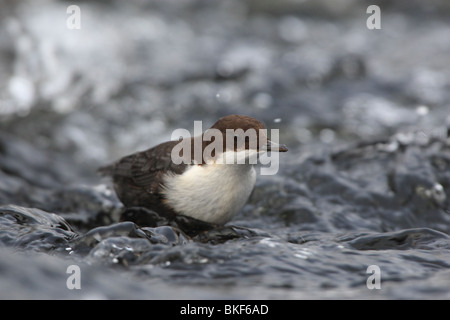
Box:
119;206;217;237
120;207;170;228
319;133;449;232
119;206;270;243
1;0;450;300
194;225;271;244
246;129;450;235
81;224;191;267
70;221;188;252
0;205;77;253
0;246;174;299
341;228;450;250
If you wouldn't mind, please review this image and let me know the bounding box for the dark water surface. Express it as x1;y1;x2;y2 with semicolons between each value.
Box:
1;0;450;299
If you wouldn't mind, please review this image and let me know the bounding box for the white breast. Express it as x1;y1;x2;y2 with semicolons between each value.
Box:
162;162;256;225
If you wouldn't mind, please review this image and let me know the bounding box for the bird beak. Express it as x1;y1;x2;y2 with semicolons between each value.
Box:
265;140;288;152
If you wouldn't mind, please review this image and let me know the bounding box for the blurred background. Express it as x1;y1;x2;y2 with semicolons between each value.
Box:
1;0;450;187
1;0;450;300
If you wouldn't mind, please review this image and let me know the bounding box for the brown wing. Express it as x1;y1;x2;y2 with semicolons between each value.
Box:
98;140;188;212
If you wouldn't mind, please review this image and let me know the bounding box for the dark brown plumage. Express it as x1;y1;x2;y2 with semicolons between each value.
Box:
98;140;186;219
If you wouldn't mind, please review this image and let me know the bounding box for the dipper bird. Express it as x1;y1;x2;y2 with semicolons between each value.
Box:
99;115;287;229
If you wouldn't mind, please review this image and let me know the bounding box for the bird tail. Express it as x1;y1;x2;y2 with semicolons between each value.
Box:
97;164;114;176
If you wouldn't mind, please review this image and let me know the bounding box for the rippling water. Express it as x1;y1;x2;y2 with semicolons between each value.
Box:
1;0;450;299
